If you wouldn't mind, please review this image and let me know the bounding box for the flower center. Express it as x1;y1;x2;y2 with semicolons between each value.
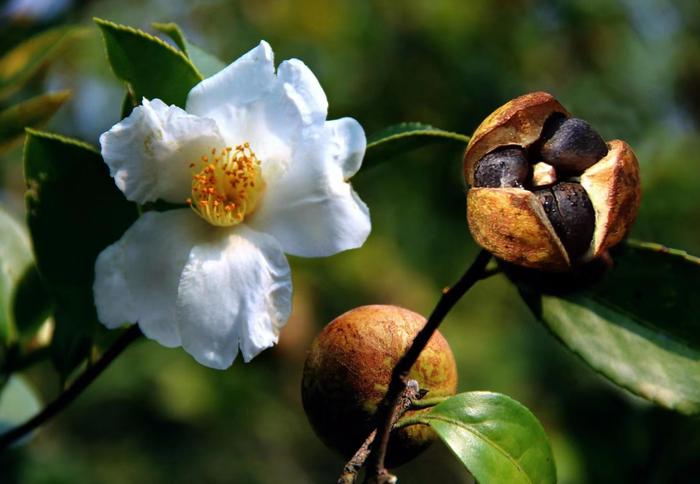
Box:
187;143;265;227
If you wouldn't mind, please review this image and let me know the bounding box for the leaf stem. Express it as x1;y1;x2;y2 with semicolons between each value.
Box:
409;395;449;409
364;249;492;481
0;325;142;451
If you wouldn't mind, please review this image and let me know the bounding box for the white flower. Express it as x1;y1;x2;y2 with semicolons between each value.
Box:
93;41;370;369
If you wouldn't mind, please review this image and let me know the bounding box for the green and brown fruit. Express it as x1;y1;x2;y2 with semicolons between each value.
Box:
464;91;641;272
301;305;458;468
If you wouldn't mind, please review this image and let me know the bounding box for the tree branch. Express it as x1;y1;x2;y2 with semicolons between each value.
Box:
364;249;492;481
0;325;142;450
338;380;421;484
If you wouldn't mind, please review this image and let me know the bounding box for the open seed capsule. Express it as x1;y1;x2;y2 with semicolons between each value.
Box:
464;92;641;272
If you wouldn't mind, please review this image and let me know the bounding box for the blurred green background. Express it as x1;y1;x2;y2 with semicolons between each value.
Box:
1;0;700;482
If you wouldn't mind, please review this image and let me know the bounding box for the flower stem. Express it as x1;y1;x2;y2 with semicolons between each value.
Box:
0;325;142;451
363;249;492;482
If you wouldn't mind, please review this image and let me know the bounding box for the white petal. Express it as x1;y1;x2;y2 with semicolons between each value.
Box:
185;42;328;171
94;210;211;347
277;58;328;126
186;41;276;116
248;117;370;257
100;98;224;204
176;225;292;369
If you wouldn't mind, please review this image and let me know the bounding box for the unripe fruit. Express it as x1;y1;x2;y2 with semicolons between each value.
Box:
301;305;458;468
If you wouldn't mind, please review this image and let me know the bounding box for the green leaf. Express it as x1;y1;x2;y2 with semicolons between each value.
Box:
523;241;700;414
151;22;187;51
0;376;41;446
0;208;34;345
0;26;84;101
24;129;138;375
12;265;51;342
0;90;71;154
153;22;226;78
406;391;556;484
95;18;203;107
120;90;136;119
364;122;470;169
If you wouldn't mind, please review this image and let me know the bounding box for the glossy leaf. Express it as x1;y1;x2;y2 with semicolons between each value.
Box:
0;26;84;101
24;129;138;375
0;208;34;345
0;90;71;154
153;22;226;78
0;376;41;446
364;122;470;169
95;18;203;107
407;391;556;484
523;241;700;414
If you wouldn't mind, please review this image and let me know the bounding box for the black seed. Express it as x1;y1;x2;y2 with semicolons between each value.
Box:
539;117;608;174
474;146;529;188
535;182;595;260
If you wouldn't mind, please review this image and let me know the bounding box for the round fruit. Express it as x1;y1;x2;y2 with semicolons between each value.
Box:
301;304;458;468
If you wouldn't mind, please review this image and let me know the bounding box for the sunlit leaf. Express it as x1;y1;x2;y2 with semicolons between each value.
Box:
0;375;41;447
24;129;138;376
0;208;33;345
153;21;226;78
0;90;71;154
523;241;700;414
0;26;84;101
364;122;470;169
151;22;187;51
407;391;556;484
95;18;203;107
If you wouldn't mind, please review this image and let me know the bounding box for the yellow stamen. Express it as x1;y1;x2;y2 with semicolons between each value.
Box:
188;143;265;227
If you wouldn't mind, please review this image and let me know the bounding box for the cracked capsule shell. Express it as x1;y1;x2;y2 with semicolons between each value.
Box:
464;91;569;186
465;92;641;271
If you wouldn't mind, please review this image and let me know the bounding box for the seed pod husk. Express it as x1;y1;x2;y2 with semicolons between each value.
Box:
464;92;641;272
581;139;640;259
464;92;569;186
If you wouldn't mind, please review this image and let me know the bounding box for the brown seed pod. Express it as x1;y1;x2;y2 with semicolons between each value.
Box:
301;305;458;468
465;92;641;272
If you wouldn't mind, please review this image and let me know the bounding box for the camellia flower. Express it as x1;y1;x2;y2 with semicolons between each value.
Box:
93;41;370;369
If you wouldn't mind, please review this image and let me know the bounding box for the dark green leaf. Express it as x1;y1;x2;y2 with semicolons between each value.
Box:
0;208;34;345
24;129;138;375
0;26;84;101
153;22;226;78
12;265;51;341
0;91;71;154
120;89;136;119
406;391;556;484
0;376;41;446
524;241;700;414
95;18;203;107
364;122;470;169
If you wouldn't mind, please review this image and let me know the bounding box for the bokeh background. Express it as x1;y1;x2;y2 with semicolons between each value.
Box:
1;0;700;482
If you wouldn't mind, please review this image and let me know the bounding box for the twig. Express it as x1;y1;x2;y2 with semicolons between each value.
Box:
364;249;492;482
0;325;142;450
338;380;421;484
